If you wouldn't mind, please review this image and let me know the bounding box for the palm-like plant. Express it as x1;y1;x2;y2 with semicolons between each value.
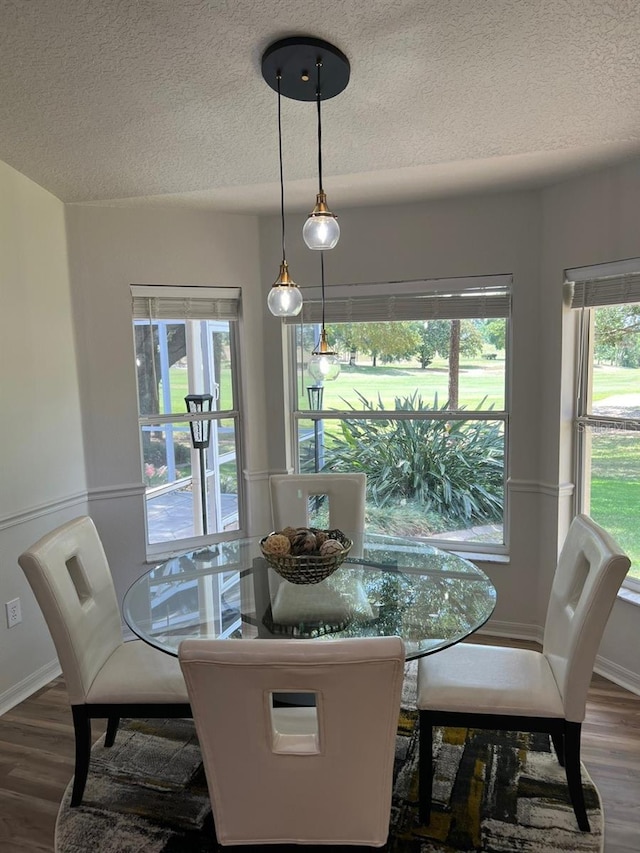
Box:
324;391;503;523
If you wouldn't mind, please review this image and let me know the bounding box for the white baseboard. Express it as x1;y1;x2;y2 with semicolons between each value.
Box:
478;620;640;697
0;659;61;716
594;655;640;696
478;619;544;645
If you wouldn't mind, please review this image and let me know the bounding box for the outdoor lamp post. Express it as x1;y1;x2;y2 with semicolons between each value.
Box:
307;385;324;412
307;385;324;473
185;394;213;535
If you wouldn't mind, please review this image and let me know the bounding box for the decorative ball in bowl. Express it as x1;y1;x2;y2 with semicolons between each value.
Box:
260;527;352;584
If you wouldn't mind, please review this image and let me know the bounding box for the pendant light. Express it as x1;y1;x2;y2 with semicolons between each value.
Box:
302;58;340;251
261;37;350;310
266;74;303;317
308;252;340;382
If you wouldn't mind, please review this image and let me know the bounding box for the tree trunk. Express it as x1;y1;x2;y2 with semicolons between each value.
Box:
135;326;160;416
135;325;187;414
349;348;357;366
448;320;461;409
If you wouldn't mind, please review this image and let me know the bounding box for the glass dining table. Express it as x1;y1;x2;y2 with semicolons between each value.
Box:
123;532;496;660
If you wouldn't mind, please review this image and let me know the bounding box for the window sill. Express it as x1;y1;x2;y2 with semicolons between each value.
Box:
451;551;510;566
617;586;640;608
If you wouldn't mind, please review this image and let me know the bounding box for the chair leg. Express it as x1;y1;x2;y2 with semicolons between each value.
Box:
564;721;590;832
105;716;120;747
418;711;433;825
70;706;91;807
550;730;565;766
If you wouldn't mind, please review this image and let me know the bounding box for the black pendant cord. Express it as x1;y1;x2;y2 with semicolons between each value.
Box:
320;251;326;330
316;60;323;194
277;74;286;263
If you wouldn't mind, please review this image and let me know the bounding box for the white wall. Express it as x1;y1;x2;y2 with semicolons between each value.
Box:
260;186;640;692
64;205;268;605
3;155;639;711
0;161;87;713
540;160;640;687
259;192;545;633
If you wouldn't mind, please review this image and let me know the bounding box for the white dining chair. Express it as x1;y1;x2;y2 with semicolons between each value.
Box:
18;516;191;806
269;472;366;535
416;514;630;831
179;636;405;846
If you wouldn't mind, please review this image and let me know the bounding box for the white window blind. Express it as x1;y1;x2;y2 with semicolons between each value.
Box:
565;259;640;308
283;275;511;324
131;285;241;320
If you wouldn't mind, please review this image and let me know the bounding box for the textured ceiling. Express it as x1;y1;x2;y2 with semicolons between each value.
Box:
1;0;640;212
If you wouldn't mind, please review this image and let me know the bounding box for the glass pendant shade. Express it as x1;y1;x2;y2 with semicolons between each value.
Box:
303;191;340;250
309;352;340;382
267;261;303;317
309;328;341;382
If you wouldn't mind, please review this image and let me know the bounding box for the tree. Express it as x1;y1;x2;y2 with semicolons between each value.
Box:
415;320;450;368
135;324;186;415
415;319;484;370
331;322;420;366
373;324;420;365
298;323;318;355
448;320;485;408
211;329;229;393
414;319;484;408
458;321;485;358
482;319;506;351
331;323;363;365
594;306;640;367
448;320;461;408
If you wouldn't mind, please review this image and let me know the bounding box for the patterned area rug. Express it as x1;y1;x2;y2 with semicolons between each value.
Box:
55;711;603;853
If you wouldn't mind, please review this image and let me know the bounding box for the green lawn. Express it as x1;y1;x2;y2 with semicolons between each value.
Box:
159;353;640;417
161;365;234;413
297;357;507;411
590;432;640;580
592;363;640;402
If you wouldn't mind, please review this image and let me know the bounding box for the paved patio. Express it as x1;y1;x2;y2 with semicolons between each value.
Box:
146;487;501;546
147;488;238;544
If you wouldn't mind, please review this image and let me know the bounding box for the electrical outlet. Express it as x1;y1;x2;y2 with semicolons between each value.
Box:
6;598;22;628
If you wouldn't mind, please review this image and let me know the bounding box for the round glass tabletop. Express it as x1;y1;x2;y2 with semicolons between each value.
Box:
123;532;496;660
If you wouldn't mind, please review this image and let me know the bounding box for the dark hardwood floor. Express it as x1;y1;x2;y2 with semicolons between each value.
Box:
0;640;638;852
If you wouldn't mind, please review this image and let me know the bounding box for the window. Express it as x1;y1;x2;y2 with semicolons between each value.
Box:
132;286;244;554
285;275;511;552
566;260;640;590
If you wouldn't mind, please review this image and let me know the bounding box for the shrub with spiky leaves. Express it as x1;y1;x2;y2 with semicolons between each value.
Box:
323;391;503;523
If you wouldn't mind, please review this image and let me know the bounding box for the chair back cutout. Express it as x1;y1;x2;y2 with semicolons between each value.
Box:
18;516;123;705
269;473;366;534
179;636;405;846
543;514;630;722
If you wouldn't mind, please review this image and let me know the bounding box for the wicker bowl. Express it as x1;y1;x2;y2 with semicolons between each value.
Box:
260;529;352;584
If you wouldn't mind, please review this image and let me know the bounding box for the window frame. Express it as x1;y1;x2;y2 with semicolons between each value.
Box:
285;275;512;556
131;285;246;559
566;261;640;594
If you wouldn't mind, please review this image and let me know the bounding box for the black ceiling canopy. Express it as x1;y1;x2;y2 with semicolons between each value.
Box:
261;36;350;102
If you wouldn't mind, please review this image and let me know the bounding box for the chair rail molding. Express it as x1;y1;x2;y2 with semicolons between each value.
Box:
242;468;272;483
0;490;88;531
87;483;146;501
508;479;575;498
